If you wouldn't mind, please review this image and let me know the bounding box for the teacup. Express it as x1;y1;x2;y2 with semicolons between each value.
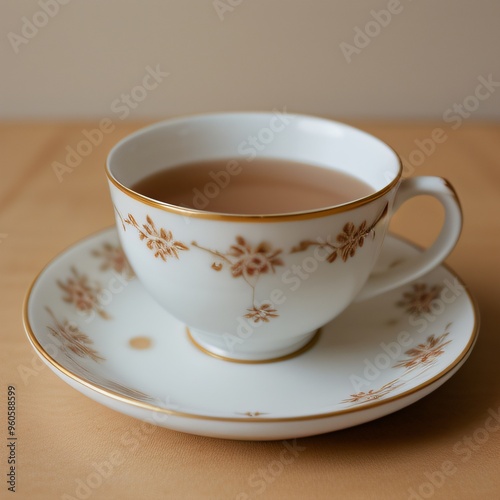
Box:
106;113;462;362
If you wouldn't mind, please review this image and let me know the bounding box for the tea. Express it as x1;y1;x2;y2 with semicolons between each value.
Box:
131;158;373;215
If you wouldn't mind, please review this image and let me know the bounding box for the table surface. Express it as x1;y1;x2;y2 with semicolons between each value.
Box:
1;120;499;499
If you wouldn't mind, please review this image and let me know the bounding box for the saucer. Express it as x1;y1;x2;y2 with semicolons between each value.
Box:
23;228;479;440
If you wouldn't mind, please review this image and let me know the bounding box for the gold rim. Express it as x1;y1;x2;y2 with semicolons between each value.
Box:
186;327;321;364
105;113;403;222
22;229;480;423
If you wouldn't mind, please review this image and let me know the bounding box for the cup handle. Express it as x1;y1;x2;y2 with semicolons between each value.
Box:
355;176;463;301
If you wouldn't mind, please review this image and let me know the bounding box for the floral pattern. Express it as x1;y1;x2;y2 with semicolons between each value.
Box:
394;327;452;370
124;213;188;262
88;376;156;403
46;307;104;362
342;380;404;405
91;242;135;280
40;230;463;418
236;411;269;418
192;237;284;323
57;267;110;320
112;206;389;322
342;323;453;407
396;283;444;316
244;304;279;323
291;203;388;263
46;307;157;403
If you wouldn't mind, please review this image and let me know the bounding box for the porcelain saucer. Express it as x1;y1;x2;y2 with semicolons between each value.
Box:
23;228;479;440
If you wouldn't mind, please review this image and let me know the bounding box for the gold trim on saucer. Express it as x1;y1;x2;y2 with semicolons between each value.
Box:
22;229;480;424
186;327;321;364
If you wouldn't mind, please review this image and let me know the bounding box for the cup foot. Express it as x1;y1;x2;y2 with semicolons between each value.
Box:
186;327;321;363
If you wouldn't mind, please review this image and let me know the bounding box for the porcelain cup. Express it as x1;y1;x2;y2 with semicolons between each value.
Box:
106;113;462;362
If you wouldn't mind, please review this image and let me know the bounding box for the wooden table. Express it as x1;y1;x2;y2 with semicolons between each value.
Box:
1;121;499;499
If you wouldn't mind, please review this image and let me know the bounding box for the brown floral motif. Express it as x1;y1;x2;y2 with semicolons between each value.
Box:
342;380;404;405
236;411;269;418
244;304;279;323
91;242;135;280
394;325;452;370
45;309;158;403
227;238;284;283
58;347;157;403
57;267;110;320
124;213;188;262
291;203;388;263
396;283;444;316
113;204;126;231
342;324;453;407
93;377;157;403
46;307;104;362
192;237;284;323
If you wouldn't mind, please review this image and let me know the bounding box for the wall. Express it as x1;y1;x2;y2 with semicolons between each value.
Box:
1;0;499;120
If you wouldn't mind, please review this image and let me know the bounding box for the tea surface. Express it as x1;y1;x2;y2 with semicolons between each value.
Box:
131;158;373;215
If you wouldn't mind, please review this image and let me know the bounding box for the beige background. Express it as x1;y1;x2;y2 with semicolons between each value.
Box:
1;1;500;499
1;0;500;120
